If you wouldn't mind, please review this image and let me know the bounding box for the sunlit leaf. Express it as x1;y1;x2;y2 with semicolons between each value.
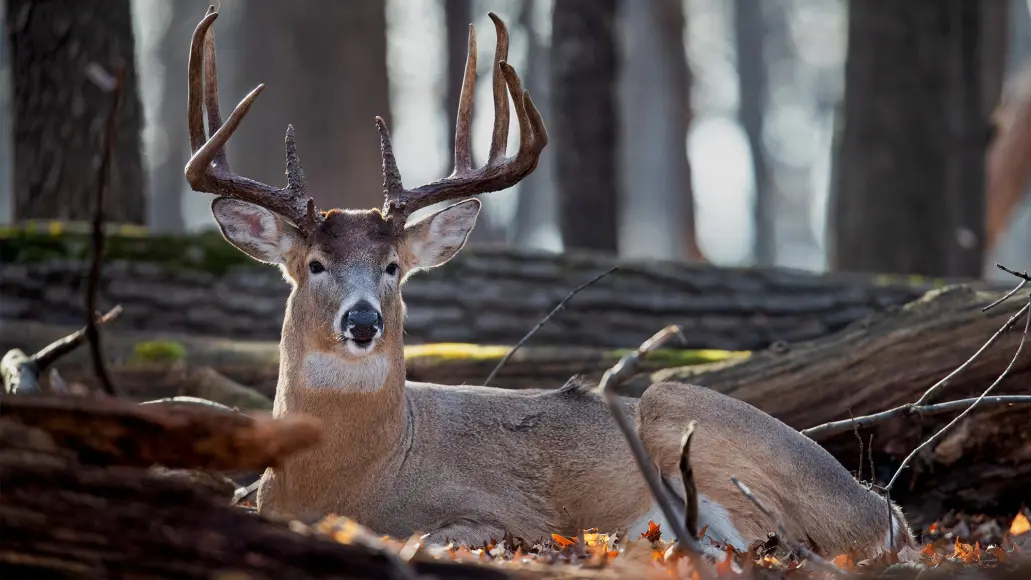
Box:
1010;512;1030;536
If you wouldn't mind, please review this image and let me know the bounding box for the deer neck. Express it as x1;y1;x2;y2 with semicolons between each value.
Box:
274;310;410;472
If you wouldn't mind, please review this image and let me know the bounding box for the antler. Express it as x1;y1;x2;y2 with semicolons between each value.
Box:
379;12;549;232
184;6;321;235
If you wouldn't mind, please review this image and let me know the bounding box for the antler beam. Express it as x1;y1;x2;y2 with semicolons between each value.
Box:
379;12;549;232
184;6;321;235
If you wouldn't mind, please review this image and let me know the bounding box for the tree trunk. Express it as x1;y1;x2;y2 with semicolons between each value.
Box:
732;0;774;267
510;0;559;251
5;0;146;224
830;0;992;278
143;0;206;233
229;0;390;212
618;0;700;262
551;0;619;253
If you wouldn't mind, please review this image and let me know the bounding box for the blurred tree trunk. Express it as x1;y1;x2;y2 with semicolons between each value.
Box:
5;0;147;224
443;0;501;244
619;0;702;262
146;0;198;233
510;0;558;250
552;0;619;253
230;1;390;212
830;0;994;277
733;0;773;267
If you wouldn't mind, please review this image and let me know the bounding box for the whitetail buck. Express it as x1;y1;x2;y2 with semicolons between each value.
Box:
184;7;915;557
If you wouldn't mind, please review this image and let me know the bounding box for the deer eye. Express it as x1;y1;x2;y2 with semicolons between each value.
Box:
385;262;399;276
309;260;325;274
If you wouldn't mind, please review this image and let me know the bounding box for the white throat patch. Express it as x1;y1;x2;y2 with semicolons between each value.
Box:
302;351;390;392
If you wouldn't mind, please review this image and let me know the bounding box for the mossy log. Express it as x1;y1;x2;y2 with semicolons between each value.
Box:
629;286;1031;514
0;224;971;350
0;320;744;396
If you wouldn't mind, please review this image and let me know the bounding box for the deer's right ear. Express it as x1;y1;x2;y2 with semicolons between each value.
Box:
211;197;302;265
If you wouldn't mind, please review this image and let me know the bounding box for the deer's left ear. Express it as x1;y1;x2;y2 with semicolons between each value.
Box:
401;198;480;273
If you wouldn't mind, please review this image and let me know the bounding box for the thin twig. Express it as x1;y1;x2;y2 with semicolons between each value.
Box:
85;62;126;398
232;480;261;506
33;306;124;371
679;421;699;539
996;262;1031;282
485;266;618;385
801;393;1031;439
138;396;240;413
730;476;850;577
848;406;864;481
885;295;1030;493
593;325;713;576
914;299;1029;405
982;277;1027;312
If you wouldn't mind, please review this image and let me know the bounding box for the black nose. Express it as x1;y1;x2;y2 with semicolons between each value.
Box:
344;302;382;342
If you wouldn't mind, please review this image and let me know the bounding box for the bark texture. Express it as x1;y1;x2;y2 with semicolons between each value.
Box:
631;285;1031;513
0;402;513;580
0;242;942;350
831;0;992;277
5;0;146;223
551;0;620;253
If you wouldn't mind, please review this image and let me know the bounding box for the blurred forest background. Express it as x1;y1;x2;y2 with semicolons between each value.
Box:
1;0;1030;280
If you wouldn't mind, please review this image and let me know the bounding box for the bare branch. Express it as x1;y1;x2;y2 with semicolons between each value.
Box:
679;421;699;539
2;306;122;395
593;326;713;575
85;62;126;398
996;262;1031;282
730;476;851;577
801;394;1031;439
915;296;1028;405
485;266;618;385
886;295;1030;493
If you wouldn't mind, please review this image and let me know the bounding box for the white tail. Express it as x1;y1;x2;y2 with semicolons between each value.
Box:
183;6;915;558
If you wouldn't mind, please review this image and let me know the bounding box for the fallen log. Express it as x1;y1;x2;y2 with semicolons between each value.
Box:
629;285;1031;514
0;320;742;395
0;412;514;580
0;393;321;471
1;226;974;349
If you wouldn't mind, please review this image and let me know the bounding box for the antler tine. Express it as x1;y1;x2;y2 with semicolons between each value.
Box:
486;13;510;166
201;5;227;169
184;5;321;235
381;11;548;232
453;24;477;175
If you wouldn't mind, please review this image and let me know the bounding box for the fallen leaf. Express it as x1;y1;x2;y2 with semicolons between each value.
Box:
551;533;576;549
642;520;662;543
1010;512;1030;536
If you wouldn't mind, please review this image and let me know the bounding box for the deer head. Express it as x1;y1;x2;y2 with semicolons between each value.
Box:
184;7;547;367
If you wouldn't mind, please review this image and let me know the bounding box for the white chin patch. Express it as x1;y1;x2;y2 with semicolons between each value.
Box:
345;339;378;357
302;351;389;392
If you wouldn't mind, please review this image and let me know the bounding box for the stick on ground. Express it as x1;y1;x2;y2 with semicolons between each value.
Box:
2;306;123;395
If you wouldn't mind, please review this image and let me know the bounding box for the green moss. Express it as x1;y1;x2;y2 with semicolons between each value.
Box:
404;343;512;362
0;220;254;276
605;347;749;366
131;340;188;364
403;342;749;368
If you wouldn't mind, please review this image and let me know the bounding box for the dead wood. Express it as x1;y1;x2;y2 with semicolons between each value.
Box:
627;285;1031;513
0;422;513;579
0;393;321;471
